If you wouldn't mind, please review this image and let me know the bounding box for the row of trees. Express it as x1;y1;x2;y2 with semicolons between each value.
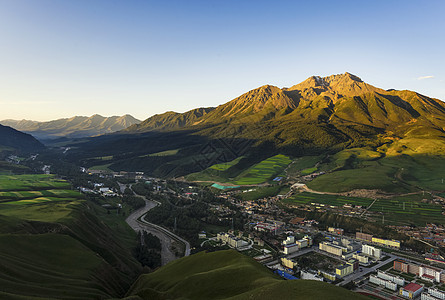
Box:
134;231;162;270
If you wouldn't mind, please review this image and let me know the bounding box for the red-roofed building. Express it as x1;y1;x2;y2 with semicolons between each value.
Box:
399;283;423;299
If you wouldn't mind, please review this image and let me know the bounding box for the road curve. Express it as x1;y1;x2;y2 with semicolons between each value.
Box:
125;195;190;265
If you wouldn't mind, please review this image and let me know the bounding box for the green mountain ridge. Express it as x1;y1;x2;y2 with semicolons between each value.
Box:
1;114;141;141
66;73;445;187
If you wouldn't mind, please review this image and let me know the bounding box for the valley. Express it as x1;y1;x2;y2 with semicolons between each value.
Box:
1;73;445;300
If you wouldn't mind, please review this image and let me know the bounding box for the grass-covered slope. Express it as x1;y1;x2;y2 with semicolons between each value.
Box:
0;174;142;299
126;250;367;300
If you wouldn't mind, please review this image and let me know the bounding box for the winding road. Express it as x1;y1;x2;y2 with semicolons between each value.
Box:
122;183;191;265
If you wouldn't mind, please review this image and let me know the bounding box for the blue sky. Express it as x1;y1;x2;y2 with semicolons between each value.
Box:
0;0;444;121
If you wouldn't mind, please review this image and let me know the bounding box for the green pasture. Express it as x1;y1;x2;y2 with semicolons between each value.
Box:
369;194;444;226
209;156;243;171
301;167;318;175
282;192;373;208
232;154;292;185
286;155;322;176
283;192;444;226
0;174;70;191
307;151;445;193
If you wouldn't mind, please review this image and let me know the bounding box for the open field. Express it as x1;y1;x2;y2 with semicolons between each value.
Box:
232;154;292;185
0;174;83;222
282;192;374;208
368;194;444;226
282;192;444;226
0;174;70;191
209;156;244;171
188;154;292;185
307;152;445;193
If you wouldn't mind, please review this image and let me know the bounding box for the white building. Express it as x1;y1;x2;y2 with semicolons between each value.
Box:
301;270;324;281
369;274;398;291
284;243;299;255
377;270;405;286
362;244;381;259
421;288;445;300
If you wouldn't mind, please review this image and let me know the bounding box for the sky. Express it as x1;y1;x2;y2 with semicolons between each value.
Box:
0;0;444;121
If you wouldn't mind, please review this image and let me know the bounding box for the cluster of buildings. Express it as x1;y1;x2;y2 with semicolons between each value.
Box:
282;235;313;254
394;260;445;283
356;232;401;248
328;227;344;235
400;283;424;299
335;259;359;278
395;223;445;249
369;270;405;291
319;237;380;264
421;287;445;300
216;232;248;249
254;221;283;234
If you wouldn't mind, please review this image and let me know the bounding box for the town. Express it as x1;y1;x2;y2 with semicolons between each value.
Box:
67;165;445;300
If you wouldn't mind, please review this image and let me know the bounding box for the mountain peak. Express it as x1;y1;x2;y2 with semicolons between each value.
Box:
289;72;381;98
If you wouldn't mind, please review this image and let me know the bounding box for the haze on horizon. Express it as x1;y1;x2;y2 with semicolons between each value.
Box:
0;0;444;121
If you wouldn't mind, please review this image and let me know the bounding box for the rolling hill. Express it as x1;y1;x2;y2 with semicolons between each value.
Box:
1;114;141;141
65;73;445;192
125;249;367;300
0;124;44;154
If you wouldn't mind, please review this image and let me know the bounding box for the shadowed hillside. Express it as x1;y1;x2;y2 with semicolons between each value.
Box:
125;250;367;300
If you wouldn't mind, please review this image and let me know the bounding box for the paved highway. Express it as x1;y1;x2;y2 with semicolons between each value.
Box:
125;187;190;265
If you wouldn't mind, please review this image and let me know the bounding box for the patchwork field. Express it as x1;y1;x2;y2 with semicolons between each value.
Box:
0;173;142;299
283;192;374;208
307;152;445;193
283;192;444;226
188;154;292;185
232;154;292;185
0;174;83;222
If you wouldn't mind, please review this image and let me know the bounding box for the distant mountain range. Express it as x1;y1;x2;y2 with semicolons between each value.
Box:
0;124;44;153
65;72;445;183
1;114;141;141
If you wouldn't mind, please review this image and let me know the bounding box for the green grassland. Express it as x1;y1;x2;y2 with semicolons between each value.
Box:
187;154;292;185
0;174;142;299
307;147;445;193
286;155;323;176
126;250;367;300
209;156;244;171
148;149;179;157
301;167;318;175
283;192;374;208
283;192;444;226
232;154;292;185
0;174;70;191
368;194;444;226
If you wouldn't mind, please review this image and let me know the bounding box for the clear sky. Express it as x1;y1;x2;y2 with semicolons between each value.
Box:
0;0;444;121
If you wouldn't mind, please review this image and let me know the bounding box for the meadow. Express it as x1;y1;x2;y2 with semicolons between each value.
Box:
0;173;142;299
307;149;445;193
188;154;292;186
282;192;444;226
0;174;83;222
232;154;292;185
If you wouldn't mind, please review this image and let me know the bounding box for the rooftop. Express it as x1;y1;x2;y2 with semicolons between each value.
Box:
403;283;423;292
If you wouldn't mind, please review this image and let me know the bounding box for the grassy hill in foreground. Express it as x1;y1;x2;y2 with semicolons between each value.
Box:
0;174;142;299
126;250;367;300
